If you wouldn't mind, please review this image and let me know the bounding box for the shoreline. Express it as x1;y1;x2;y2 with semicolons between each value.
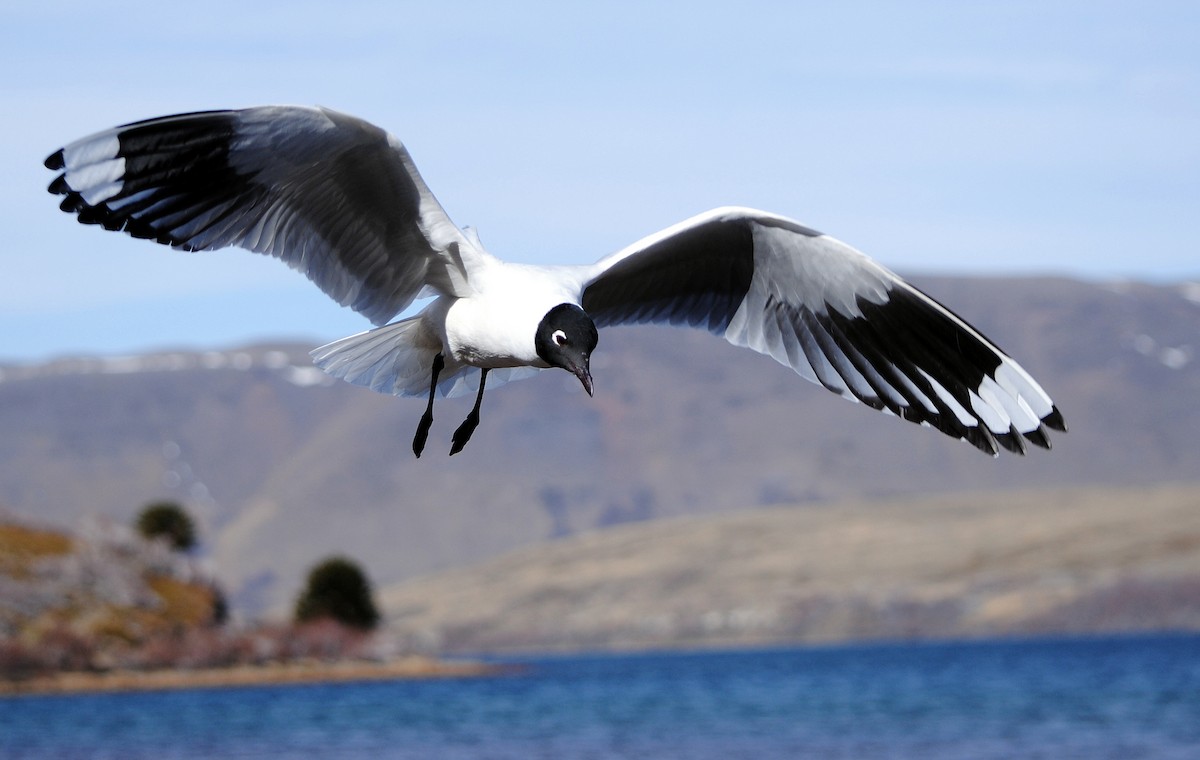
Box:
0;656;509;697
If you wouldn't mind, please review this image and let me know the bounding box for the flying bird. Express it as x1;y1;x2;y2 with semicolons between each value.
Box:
45;106;1065;457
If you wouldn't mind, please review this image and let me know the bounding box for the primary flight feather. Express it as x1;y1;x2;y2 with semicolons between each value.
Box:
45;105;1065;457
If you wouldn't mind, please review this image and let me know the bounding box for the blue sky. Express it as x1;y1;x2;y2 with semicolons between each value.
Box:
2;1;1197;362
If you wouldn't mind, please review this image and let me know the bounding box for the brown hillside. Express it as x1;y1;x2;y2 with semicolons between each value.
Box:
379;484;1200;651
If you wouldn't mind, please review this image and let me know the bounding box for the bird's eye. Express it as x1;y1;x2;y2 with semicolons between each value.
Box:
553;329;568;346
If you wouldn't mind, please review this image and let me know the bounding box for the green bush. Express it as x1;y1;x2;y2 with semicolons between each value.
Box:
294;556;381;630
135;501;196;552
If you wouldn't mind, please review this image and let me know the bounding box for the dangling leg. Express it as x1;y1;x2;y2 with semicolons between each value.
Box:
412;353;444;458
450;368;489;456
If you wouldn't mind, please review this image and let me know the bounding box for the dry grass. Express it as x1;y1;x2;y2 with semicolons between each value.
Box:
380;483;1200;651
0;523;72;578
145;576;218;628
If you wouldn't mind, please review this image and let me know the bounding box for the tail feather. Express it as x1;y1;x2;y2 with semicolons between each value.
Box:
311;316;449;397
311;317;542;399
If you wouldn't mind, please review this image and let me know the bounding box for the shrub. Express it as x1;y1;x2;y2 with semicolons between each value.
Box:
135;502;196;551
294;557;381;630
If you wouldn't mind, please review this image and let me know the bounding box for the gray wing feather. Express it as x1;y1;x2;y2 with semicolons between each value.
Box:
582;207;1065;455
47;106;487;325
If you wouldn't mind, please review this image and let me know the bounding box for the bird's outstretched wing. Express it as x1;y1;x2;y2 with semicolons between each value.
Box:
581;207;1065;456
45;106;488;325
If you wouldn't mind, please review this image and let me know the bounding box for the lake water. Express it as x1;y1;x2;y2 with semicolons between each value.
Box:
2;633;1198;759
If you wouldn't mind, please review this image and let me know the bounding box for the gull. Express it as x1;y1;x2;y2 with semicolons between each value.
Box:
45;105;1065;457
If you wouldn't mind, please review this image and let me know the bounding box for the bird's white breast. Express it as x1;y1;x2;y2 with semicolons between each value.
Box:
442;263;581;369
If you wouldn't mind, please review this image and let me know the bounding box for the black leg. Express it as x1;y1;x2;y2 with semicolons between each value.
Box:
412;353;444;458
449;368;489;456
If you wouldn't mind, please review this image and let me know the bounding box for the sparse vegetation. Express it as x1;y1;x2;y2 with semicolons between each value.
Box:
1;515;219;680
0;619;375;685
1;516;378;685
135;501;196;552
0;522;72;578
295;556;381;630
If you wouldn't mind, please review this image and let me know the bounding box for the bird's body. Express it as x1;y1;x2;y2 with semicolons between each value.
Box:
45;105;1065;456
443;262;580;370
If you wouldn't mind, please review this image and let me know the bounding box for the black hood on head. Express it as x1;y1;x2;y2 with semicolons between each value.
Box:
536;303;598;395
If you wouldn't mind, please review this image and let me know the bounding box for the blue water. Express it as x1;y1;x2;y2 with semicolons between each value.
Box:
2;634;1198;759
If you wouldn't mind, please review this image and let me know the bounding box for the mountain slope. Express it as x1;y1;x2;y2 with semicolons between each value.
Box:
379;483;1200;651
1;276;1197;616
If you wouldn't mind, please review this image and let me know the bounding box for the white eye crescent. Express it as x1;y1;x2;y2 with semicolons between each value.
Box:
553;329;568;346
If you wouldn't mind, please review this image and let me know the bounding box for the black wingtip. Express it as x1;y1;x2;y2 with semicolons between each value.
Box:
48;174;70;195
1044;407;1067;433
964;424;1000;457
44;149;65;171
996;425;1028;456
58;194;86;213
1023;425;1053;451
